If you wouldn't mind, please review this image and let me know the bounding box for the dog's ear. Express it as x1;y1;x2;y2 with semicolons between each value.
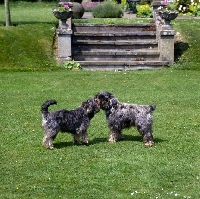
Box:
109;98;118;108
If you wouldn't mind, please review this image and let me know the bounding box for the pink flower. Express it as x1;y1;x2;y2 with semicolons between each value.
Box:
64;5;69;9
163;0;168;5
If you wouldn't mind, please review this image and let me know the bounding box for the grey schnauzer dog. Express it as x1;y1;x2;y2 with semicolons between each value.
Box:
41;99;100;149
94;91;156;146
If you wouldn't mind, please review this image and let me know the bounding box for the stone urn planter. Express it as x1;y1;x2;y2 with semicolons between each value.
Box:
158;11;178;29
52;1;73;29
72;2;84;19
53;10;73;29
53;10;73;20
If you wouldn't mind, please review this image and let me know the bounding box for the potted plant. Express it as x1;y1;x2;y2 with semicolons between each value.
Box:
157;1;178;28
52;1;73;29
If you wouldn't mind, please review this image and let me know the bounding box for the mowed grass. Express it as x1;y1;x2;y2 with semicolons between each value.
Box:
0;2;58;71
0;2;200;198
0;69;200;198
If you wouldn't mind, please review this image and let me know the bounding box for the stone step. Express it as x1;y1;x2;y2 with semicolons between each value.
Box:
76;61;169;70
72;39;157;45
72;43;158;51
73;50;160;61
73;35;156;43
73;23;156;33
73;31;156;37
70;23;169;70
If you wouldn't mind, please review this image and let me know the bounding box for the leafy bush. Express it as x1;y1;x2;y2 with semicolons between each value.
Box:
121;0;129;11
136;4;153;18
189;3;200;16
170;0;200;16
92;0;124;18
176;0;191;11
165;2;178;11
176;0;199;14
63;60;82;70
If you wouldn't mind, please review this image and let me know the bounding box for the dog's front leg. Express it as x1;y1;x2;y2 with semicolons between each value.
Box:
117;131;124;141
108;127;119;142
72;134;81;145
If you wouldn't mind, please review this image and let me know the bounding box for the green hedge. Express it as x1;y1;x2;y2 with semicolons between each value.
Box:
92;0;124;18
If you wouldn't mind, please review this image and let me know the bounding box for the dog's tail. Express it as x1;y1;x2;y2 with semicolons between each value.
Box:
41;100;57;117
150;104;156;112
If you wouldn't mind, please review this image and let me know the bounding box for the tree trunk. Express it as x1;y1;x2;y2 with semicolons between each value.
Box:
5;0;11;26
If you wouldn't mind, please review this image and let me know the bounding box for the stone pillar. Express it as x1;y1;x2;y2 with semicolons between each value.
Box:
152;0;176;64
56;18;72;62
159;30;176;64
151;0;164;21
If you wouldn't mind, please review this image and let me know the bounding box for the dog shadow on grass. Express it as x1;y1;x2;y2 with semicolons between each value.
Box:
53;135;165;148
123;135;166;144
90;135;165;145
53;141;74;149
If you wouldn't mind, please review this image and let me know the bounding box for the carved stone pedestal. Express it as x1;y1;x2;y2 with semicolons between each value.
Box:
151;0;178;64
159;30;176;64
56;18;72;62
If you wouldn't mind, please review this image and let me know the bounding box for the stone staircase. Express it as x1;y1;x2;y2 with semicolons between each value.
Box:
72;23;169;70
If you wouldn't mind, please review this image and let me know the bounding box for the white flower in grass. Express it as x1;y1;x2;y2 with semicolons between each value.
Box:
131;191;138;195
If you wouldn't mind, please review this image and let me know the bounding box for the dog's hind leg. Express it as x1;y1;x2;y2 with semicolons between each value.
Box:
43;135;54;150
136;124;154;146
81;132;89;145
143;131;154;146
42;130;58;150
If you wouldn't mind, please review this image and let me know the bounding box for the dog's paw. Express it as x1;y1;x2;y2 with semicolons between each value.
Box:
144;141;154;147
83;142;89;146
108;136;117;143
82;140;89;146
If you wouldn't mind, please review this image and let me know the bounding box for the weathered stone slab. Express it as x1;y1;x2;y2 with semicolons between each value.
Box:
159;30;176;64
78;61;168;70
57;29;72;62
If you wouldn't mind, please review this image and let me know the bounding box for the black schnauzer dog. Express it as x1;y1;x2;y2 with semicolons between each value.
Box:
94;91;156;146
41;99;100;149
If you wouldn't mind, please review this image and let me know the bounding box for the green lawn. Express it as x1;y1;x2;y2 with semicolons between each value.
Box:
0;2;200;198
0;70;200;198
